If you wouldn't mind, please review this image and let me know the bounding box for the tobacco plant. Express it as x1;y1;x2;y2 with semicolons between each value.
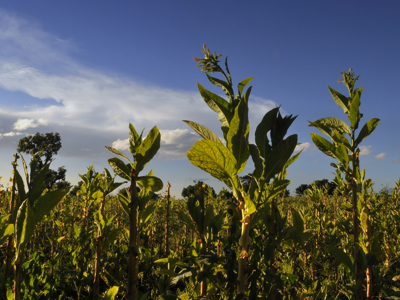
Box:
12;153;70;299
106;123;163;299
186;45;299;299
309;69;380;299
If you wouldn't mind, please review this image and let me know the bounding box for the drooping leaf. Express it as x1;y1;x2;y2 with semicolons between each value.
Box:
329;86;349;114
134;126;161;174
355;118;380;147
310;133;337;159
310;117;351;134
105;146;131;164
118;193;130;216
187;140;236;182
107;158;131;181
183;120;222;143
197;83;233;138
206;74;234;100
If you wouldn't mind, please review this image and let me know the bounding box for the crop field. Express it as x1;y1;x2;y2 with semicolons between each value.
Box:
1;46;400;300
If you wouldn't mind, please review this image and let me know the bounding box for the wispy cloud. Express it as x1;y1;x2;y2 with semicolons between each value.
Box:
359;145;373;156
13;118;48;130
0;9;279;162
375;153;386;159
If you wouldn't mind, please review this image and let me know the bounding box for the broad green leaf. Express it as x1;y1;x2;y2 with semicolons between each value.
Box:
187;140;236;182
134;126;161;174
103;286;119;300
349;91;361;129
30;164;50;204
15;199;35;260
291;208;304;244
156;269;178;278
249;144;263;180
206;74;234;100
19;153;29;185
355;118;380;147
227;96;250;173
331;130;351;151
94;210;106;234
335;144;349;166
14;170;26;202
310;133;337;159
0;224;14;245
129;123;141;154
204;204;215;229
255;107;280;158
238;77;254;97
183;120;222;143
33;188;69;223
360;207;369;234
310;117;351;134
263;135;297;183
197;83;233;138
118;193;130;216
178;211;197;234
328;245;353;272
136;176;163;193
329;86;349;114
139;203;156;225
308;120;332;138
105;146;131;163
108;158;131;181
243;193;256;215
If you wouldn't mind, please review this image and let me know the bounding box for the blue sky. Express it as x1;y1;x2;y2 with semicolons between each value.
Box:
0;1;399;197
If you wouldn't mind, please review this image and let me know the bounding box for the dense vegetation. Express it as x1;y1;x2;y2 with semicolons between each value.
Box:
1;46;399;299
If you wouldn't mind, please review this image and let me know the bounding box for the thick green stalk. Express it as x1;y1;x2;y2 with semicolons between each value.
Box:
237;199;251;299
127;168;138;300
93;193;106;300
5;154;18;282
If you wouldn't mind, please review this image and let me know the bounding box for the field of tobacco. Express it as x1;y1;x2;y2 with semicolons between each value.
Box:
1;46;399;300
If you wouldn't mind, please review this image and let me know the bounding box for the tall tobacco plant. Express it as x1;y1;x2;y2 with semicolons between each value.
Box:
309;69;380;299
186;45;299;299
106;123;163;300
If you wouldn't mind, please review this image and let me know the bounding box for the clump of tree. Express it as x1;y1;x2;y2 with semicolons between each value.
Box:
181;181;216;198
295;178;337;195
17;132;70;189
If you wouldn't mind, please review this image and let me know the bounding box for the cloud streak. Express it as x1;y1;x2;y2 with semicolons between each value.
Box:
0;9;279;162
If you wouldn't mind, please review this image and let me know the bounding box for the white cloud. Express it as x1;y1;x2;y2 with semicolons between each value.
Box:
359;145;372;156
12;118;48;130
0;10;279;162
13;118;37;130
294;142;311;153
375;153;386;159
112;138;129;151
0;131;22;139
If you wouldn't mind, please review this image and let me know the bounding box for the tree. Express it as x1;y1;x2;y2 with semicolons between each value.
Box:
181;181;216;199
17;132;69;189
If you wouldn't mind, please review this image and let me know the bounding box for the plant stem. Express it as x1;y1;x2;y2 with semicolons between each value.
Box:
127;168;138;300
